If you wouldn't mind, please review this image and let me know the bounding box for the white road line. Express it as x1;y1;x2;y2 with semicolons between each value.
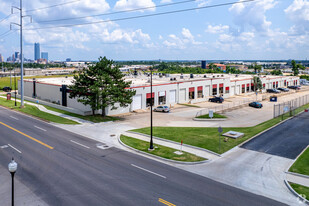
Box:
10;116;19;120
0;145;8;149
34;125;47;132
8;144;22;154
70;140;90;149
131;164;166;179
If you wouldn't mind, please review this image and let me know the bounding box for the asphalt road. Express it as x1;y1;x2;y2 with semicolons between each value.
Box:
241;111;309;159
0;106;287;206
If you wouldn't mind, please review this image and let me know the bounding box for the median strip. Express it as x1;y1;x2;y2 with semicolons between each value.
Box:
0;121;54;150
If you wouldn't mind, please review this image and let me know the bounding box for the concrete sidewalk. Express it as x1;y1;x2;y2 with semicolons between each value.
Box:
0;96;90;124
286;172;309;187
122;131;220;160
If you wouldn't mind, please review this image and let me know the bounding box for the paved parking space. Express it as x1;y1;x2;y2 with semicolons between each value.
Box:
241;111;309;159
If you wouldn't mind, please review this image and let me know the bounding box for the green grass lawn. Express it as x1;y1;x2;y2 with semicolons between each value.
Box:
43;105;120;123
132;103;309;154
196;113;227;119
289;148;309;176
120;135;206;162
289;183;309;201
0;74;73;90
0;98;79;125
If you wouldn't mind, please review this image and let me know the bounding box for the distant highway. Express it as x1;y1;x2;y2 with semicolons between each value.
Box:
0;106;286;206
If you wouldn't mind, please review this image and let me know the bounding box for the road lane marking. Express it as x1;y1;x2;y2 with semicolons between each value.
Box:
70;140;90;149
158;198;176;206
10;116;19;120
34;125;47;132
0;121;54;150
131;164;166;179
8;144;22;154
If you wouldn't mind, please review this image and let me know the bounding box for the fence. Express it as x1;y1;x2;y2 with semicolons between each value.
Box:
195;98;257;117
273;94;309;118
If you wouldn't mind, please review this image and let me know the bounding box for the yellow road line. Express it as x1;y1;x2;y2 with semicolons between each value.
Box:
0;121;54;150
158;198;176;206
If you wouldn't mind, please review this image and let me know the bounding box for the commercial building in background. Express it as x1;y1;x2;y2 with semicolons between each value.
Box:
0;54;3;62
41;52;48;62
19;74;299;116
34;43;40;60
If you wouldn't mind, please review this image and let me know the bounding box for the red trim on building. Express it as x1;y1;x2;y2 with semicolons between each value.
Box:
251;83;254;86
189;87;195;92
146;92;154;98
219;83;223;88
246;84;249;87
197;86;203;91
213;84;217;88
263;84;265;88
225;87;229;90
242;84;245;88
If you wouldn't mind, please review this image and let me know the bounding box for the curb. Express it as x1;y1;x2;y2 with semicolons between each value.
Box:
193;118;227;121
284;180;309;205
118;135;210;165
126;131;221;157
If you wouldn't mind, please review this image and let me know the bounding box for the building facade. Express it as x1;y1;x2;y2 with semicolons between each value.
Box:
41;52;48;62
19;74;300;116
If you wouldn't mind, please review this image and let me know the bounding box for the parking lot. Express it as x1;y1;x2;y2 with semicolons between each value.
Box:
120;86;309;128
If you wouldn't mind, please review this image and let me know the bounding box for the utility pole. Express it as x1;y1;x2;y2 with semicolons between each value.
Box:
11;0;31;108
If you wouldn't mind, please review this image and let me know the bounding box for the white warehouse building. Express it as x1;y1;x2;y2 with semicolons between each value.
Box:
18;74;299;116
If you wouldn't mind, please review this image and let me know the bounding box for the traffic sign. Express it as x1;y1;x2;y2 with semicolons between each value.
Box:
218;126;223;133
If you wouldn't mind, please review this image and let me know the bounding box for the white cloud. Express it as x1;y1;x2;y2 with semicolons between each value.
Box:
195;0;210;7
114;0;156;12
205;24;229;34
285;0;309;34
160;0;172;3
162;28;202;49
229;0;277;33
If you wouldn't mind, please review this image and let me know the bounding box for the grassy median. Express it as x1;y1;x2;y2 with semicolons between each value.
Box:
196;113;227;119
289;183;309;201
132;103;309;154
43;105;119;123
0;98;79;124
289;148;309;176
120;135;206;162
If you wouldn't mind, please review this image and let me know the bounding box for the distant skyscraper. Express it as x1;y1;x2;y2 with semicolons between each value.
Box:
41;52;48;62
201;60;206;69
15;52;19;60
0;54;3;62
34;43;40;60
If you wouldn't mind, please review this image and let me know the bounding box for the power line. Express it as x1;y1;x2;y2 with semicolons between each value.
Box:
24;0;80;13
0;30;13;38
37;0;196;23
25;0;255;31
0;14;12;24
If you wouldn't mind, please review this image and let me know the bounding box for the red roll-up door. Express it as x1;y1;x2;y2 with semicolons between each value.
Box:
189;87;194;92
198;86;203;91
213;84;217;88
225;87;229;91
242;84;245;88
219;83;223;88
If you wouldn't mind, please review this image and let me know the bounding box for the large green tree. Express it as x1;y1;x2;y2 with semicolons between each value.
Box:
253;76;262;92
69;56;136;116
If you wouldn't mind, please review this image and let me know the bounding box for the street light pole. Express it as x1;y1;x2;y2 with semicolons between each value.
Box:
8;158;18;206
14;69;17;106
149;68;154;150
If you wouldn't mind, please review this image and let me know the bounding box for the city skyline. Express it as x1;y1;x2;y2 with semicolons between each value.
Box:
0;0;308;61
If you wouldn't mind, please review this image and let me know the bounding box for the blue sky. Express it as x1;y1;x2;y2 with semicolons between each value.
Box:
0;0;308;61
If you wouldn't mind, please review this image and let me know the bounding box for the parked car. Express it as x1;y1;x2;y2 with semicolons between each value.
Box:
208;96;224;103
154;105;170;113
278;88;289;92
287;85;301;90
249;102;263;108
266;89;281;93
2;87;12;92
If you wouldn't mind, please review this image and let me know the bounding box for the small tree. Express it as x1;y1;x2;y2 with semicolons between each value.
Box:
70;56;136;116
253;63;262;74
253;76;262;92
